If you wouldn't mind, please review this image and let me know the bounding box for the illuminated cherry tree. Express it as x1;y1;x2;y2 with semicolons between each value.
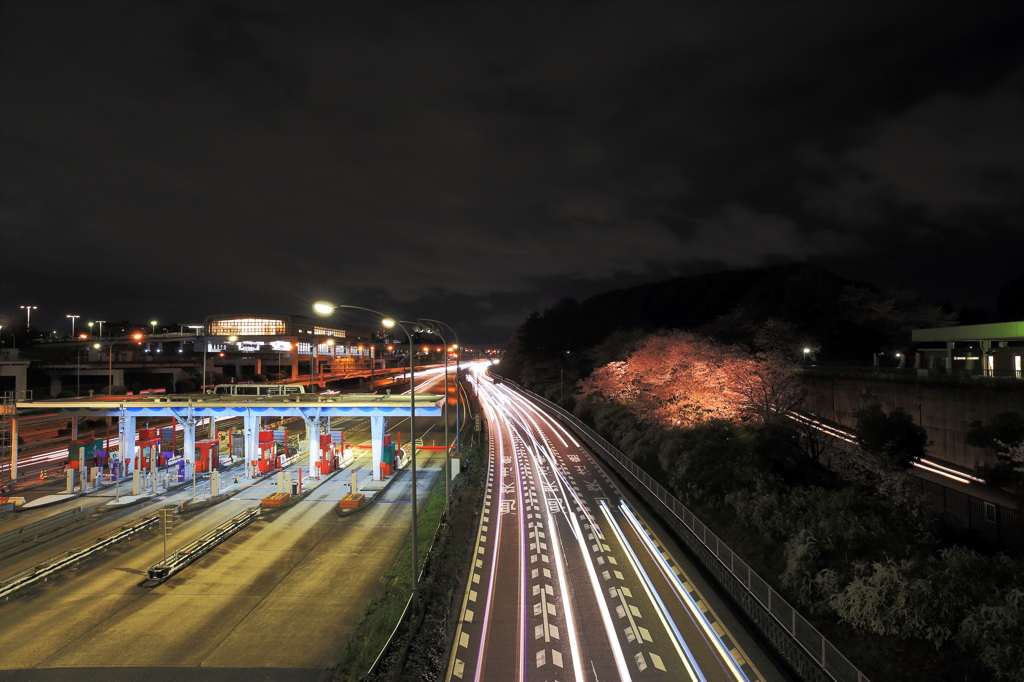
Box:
580;330;804;428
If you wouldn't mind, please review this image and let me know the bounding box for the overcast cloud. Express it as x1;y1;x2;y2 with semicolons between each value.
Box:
2;1;1022;342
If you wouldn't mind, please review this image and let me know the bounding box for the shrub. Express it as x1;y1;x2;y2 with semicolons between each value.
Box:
175;379;196;394
854;404;929;469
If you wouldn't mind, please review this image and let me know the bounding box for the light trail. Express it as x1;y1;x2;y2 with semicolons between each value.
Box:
536;459;586;682
474;412;505;682
512;424;528;682
486;379;634;682
787;411;985;485
618;502;750;682
600;500;706;682
912;461;973;484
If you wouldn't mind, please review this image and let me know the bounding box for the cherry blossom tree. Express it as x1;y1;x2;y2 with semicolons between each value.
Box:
580;330;805;428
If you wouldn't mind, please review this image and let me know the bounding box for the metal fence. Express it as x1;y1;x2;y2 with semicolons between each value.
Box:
915;477;1024;551
506;381;871;682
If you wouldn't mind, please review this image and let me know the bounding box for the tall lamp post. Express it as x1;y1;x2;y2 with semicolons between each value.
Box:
76;346;92;397
67;315;80;338
98;334;143;487
105;334;144;394
20;305;37;331
315;301;421;609
418;318;461;513
96;320;106;338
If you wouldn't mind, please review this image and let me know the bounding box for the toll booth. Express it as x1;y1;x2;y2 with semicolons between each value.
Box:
195;439;219;473
68;438;104;470
332;430;345;465
135;428;162;471
318;434;336;475
378;434;395;477
257;431;277;474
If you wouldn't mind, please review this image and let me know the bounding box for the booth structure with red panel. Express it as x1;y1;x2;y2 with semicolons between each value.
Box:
134;428;165;471
318;434;337;475
195;439;219;473
256;431;277;474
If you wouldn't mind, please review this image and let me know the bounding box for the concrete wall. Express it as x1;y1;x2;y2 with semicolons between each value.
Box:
801;374;1024;469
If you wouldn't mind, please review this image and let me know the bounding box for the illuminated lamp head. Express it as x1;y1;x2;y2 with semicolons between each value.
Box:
313;302;335;315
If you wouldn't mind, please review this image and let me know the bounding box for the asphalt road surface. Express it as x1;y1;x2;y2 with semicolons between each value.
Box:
447;371;791;682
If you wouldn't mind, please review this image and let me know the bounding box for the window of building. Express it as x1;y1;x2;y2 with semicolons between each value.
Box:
313;326;346;338
209;318;287;336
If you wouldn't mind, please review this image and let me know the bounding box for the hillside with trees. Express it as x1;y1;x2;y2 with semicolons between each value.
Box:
495;264;1024;682
499;263;956;388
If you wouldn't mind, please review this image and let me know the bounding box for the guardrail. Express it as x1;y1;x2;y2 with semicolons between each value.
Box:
0;507;85;552
146;505;260;581
498;376;870;682
0;510;161;602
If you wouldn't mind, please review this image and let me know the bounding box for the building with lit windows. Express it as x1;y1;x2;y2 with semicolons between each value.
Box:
203;314;385;381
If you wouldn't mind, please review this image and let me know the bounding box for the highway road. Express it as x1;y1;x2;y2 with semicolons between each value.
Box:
447;370;789;682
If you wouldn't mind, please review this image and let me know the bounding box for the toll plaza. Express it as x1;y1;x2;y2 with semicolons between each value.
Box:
14;393;444;489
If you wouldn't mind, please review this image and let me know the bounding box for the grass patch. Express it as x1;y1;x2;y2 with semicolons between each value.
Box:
332;431;488;682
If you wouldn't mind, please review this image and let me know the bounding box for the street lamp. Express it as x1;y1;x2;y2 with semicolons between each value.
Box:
97;334;142;481
96;320;106;338
20;305;37;331
803;348;810;365
151;320;158;335
315;301;421;608
418;318;462;513
67;315;80;338
76;345;92;397
104;333;144;394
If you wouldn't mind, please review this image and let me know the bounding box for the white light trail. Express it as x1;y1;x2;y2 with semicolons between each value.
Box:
538;468;586;682
618;502;750;682
474;412;505;682
912;461;972;484
481;379;631;681
600;501;706;682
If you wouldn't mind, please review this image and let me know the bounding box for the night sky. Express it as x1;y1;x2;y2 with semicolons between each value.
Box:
2;1;1023;344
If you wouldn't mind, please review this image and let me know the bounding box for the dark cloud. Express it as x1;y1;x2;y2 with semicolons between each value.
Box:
2;1;1023;342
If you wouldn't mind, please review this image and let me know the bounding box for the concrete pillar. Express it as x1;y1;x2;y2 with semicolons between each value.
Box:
50;374;62;397
306;417;320;479
119;413;137;476
371;415;385;481
211;471;219;497
71;417;78;440
183;419;196;476
9;409;18;480
243;411;260;478
132;470;140;496
946;341;954;373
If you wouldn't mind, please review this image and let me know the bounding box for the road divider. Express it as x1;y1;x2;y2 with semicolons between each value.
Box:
1;509;160;602
0;506;85;552
146;505;259;581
